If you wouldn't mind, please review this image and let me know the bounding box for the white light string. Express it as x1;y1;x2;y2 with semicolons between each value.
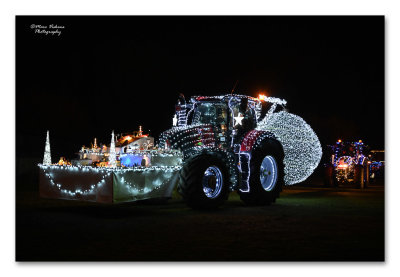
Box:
39;164;182;196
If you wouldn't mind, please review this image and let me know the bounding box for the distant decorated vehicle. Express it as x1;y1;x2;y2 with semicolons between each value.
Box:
323;140;370;187
39;94;322;209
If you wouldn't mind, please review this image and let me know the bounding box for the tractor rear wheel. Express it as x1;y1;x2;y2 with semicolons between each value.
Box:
239;139;284;206
364;164;370;187
178;152;230;209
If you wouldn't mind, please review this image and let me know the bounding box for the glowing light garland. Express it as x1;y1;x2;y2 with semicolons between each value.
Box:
39;164;182;172
78;149;182;158
116;172;175;196
256;111;322;185
40;164;110;196
39;164;182;197
43;130;52;165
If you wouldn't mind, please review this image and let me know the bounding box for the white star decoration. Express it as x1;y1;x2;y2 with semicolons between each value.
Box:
234;113;244;126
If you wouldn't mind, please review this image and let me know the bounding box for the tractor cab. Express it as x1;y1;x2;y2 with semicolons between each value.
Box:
171;94;285;150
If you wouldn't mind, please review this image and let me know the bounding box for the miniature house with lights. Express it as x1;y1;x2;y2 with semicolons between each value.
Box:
74;126;155;167
116;127;154;153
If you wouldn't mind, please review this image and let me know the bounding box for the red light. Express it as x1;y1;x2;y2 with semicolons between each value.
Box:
258;94;266;101
337;164;348;169
338;139;342;143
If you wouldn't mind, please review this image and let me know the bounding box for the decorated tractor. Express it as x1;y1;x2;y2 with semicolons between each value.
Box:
38;93;322;209
159;94;322;209
323;140;370;187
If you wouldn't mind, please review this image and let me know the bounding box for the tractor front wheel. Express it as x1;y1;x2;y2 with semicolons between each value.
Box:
178;153;230;209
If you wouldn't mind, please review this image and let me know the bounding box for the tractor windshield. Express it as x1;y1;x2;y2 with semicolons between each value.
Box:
192;102;228;125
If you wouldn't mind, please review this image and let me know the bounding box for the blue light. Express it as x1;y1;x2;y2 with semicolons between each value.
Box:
120;154;144;167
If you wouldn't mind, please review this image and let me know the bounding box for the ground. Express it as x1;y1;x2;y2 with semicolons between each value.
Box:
16;177;384;261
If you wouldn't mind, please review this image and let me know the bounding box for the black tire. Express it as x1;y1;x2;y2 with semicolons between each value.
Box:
178;152;231;209
354;164;362;187
354;164;369;188
239;139;284;206
364;164;370;187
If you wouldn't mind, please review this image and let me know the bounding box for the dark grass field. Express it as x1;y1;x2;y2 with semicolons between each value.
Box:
16;175;384;262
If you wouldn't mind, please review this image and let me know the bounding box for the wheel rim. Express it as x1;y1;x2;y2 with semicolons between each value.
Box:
202;166;223;199
260;156;278;191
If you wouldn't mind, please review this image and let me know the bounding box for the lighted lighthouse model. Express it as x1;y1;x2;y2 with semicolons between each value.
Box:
43;130;52;165
108;131;117;168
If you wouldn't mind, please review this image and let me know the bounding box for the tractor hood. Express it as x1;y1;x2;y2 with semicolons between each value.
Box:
159;124;217;159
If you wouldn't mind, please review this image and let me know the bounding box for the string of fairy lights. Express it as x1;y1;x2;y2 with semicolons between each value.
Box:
116;171;175;196
39;164;182;173
40;164;111;196
39;164;182;197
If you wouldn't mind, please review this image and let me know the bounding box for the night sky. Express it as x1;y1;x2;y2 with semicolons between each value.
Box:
16;16;384;161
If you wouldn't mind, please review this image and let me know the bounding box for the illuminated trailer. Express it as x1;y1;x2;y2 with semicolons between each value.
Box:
39;150;182;204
